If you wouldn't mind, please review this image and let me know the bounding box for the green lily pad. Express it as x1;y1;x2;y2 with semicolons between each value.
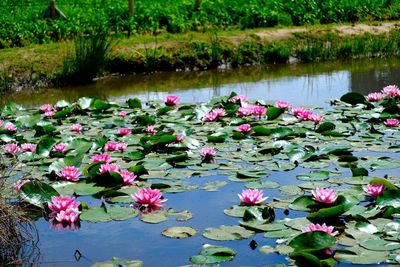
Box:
203;225;255;241
334;246;389;264
296;170;331;181
223;205;248;218
20;181;59;207
80;204;138;222
360;239;400;251
91;257;142;267
161;226;197;239
52;181;105;196
288;231;336;252
190;244;236;264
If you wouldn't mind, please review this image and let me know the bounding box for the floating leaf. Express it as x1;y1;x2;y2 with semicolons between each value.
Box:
20;181;59;207
91;257;142;267
127;98;142;109
190;244;236;264
334;246;389;264
140;211;168;224
360;239;400;251
340;92;367;105
296;171;330;181
52;182;105;196
203;225;255;241
80;204;138;222
223;205;248;218
161;226;197;239
289;231;336;252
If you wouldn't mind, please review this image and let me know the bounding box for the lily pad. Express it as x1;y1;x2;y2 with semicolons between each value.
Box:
91;258;142;267
190;244;236;264
80;204;138;222
334;246;389;264
161;226;197;239
203;225;255;241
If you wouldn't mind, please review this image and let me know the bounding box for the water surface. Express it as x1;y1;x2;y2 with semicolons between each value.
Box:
3;57;400;108
8;57;400;266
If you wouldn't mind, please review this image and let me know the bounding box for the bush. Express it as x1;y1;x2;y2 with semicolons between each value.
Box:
55;32;112;85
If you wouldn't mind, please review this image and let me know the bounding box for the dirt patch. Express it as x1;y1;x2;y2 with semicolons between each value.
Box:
255;22;400;41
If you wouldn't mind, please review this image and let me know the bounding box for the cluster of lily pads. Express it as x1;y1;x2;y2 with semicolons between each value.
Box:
1;85;400;266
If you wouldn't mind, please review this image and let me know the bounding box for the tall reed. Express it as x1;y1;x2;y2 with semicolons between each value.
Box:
55;32;112;85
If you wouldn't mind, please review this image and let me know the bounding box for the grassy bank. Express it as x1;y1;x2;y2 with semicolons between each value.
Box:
1;22;400;90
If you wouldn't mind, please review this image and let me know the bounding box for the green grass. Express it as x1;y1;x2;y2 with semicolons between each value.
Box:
2;0;400;48
54;32;112;85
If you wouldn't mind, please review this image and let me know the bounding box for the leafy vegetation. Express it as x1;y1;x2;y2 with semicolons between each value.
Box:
54;32;112;85
2;0;400;47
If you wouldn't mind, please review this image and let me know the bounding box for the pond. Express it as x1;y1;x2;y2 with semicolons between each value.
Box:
3;57;400;108
3;57;400;267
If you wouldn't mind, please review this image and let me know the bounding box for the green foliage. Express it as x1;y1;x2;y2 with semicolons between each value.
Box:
54;32;112;85
2;0;400;48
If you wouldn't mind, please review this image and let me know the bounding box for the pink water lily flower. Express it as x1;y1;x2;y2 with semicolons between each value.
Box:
58;166;81;182
99;163;120;174
146;125;158;135
251;105;266;117
105;141;118;151
55;207;80;223
275;100;290;108
229;95;248;103
203;111;219;122
238;189;267;205
307;113;323;124
91;153;112;163
48;195;80;213
118;128;132;136
173;132;185;142
304;223;339;237
40;104;53;113
71;124;82;134
52;143;68;153
291;107;306;117
4;143;19;154
384;118;399;127
367;92;384;102
382;85;400;97
165;95;180;106
116;142;127;151
131;188;166;208
5;123;16;132
312;188;337;204
200;147;216;158
237;124;252;133
43;111;55;118
364;184;385;197
297;110;313;121
21;143;37;153
212;108;226;117
237;106;254;116
119;170;137;186
119;111;127;117
104;141;127;152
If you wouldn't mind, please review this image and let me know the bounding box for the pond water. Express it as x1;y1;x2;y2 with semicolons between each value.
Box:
8;57;400;266
3;57;400;108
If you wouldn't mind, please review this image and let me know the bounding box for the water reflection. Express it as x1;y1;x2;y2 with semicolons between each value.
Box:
2;57;400;108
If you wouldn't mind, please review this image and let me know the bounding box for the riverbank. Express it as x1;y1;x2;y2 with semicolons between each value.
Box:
1;21;400;91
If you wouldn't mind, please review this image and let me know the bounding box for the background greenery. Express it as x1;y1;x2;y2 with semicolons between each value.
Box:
1;0;400;48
